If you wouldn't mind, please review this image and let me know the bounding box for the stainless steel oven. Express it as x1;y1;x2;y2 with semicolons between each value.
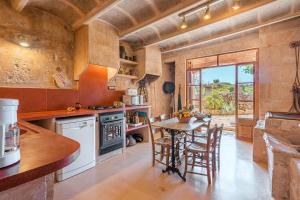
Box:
99;112;124;155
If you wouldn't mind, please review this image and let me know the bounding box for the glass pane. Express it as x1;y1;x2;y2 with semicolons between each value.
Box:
187;86;200;100
201;66;236;131
219;49;257;66
238;64;254;83
238;83;254;118
187;70;200;85
187;56;217;69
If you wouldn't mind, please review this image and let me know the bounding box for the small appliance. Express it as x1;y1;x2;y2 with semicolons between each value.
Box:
123;95;139;106
139;95;144;105
0;98;20;168
126;88;138;96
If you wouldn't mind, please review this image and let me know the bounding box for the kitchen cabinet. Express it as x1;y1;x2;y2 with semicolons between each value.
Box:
74;21;119;81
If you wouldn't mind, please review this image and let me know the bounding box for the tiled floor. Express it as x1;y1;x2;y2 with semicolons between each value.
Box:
54;135;271;200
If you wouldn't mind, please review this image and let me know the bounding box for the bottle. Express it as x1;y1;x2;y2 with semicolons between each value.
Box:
134;112;139;124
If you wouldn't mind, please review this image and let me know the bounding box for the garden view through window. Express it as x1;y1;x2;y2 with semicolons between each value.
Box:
186;49;257;132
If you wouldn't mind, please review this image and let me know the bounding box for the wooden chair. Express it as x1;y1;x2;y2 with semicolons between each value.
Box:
215;124;224;170
191;119;211;141
147;117;172;167
183;126;218;184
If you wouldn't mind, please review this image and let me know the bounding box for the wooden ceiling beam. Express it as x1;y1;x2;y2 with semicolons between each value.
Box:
72;0;122;30
120;0;206;38
145;0;276;47
162;11;300;54
10;0;28;12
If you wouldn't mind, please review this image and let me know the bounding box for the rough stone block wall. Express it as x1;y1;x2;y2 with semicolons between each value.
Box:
162;17;300;118
0;1;74;88
259;18;300;117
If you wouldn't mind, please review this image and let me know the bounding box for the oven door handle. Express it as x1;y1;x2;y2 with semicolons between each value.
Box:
101;120;124;125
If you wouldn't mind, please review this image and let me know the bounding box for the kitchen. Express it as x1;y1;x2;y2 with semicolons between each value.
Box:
0;0;300;200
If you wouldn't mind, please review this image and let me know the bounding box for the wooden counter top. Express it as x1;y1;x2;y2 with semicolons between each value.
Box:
0;120;80;192
19;105;151;121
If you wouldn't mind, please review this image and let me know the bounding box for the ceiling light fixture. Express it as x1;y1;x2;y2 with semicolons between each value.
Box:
19;41;30;47
232;0;241;10
180;16;188;29
18;35;30;48
203;6;211;20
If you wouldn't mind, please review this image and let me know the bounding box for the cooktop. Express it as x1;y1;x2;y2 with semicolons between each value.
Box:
87;105;115;110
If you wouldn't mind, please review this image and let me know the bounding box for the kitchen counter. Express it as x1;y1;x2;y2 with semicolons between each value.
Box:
0;120;80;192
0;105;150;196
19;105;151;121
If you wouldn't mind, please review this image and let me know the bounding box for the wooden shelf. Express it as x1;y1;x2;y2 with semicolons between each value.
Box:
120;58;138;65
115;74;138;79
126;124;148;133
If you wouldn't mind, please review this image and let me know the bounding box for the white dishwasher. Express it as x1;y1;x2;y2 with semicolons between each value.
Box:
56;116;96;181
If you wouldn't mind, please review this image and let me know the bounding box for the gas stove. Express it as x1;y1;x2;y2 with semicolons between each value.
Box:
87;105;115;110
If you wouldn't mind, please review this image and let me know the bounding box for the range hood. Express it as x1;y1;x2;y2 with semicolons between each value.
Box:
134;46;162;84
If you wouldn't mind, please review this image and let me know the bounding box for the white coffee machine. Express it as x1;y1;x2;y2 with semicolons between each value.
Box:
0;99;20;168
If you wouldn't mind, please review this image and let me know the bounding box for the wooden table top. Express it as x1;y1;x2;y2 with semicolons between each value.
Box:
152;118;209;132
0;120;80;192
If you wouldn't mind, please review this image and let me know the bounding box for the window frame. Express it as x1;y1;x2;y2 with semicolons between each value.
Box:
186;49;258;119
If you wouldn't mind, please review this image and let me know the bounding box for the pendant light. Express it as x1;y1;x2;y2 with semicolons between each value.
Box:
180;16;188;29
203;6;211;20
232;0;241;10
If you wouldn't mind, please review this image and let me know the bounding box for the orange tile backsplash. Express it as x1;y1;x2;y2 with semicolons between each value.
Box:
0;65;124;113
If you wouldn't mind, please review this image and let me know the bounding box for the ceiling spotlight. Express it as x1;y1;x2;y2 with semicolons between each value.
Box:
203;6;211;20
19;42;30;47
18;35;30;48
232;0;241;10
180;16;188;29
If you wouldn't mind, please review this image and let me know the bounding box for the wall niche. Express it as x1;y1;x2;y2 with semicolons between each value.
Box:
0;0;75;88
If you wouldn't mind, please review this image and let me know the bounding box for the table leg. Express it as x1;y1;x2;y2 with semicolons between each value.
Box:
162;129;186;181
192;130;195;142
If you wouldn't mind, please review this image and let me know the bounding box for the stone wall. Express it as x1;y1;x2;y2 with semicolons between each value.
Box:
259;18;300;116
162;17;300;118
147;63;175;117
162;30;259;114
0;0;74;88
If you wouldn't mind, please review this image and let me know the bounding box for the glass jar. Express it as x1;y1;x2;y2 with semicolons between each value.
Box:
5;123;20;153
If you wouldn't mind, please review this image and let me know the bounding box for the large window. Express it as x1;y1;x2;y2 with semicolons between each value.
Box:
186;49;257;130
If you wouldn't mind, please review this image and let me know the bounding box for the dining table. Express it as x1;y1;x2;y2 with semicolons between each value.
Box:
151;117;211;181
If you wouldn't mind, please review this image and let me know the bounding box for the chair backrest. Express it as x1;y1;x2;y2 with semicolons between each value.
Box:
147;117;164;144
159;114;170;121
203;119;211;129
216;124;224;146
206;126;217;152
